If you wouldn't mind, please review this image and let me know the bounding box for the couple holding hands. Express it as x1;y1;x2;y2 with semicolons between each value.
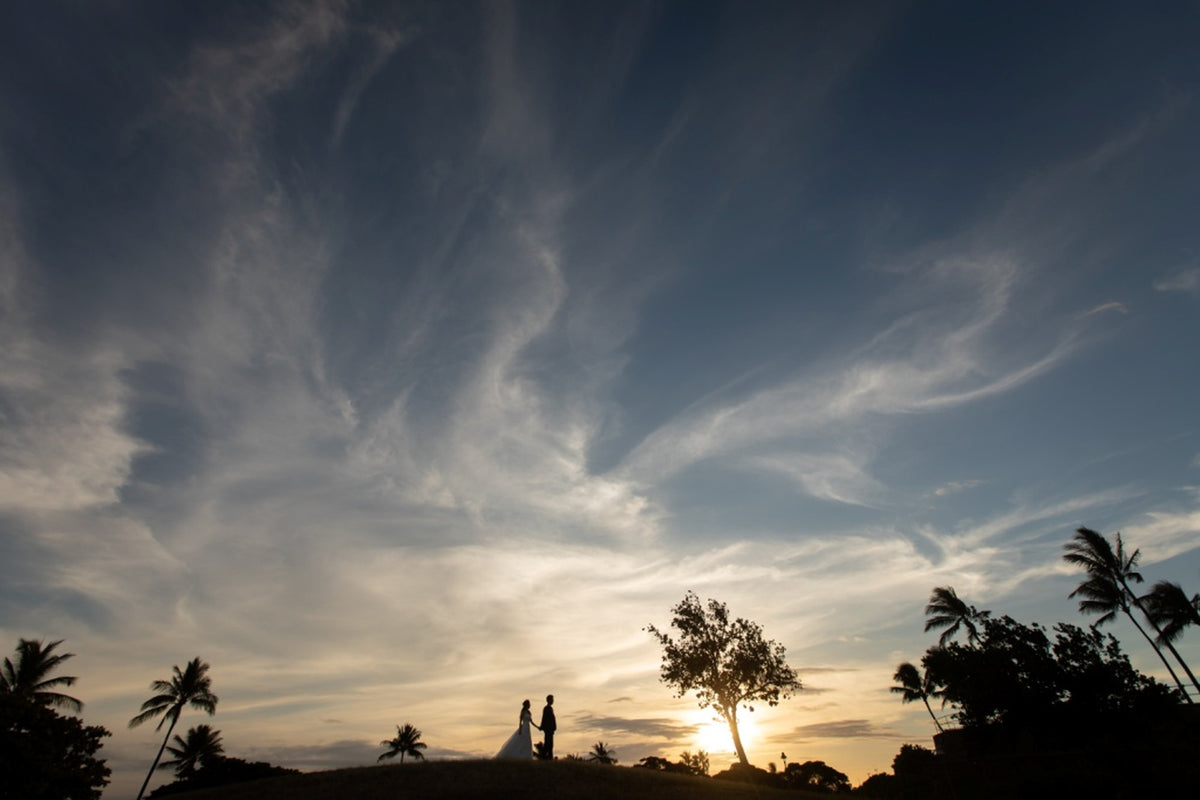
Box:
495;694;556;760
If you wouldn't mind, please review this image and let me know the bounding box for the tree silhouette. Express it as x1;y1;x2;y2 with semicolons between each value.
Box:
1064;527;1198;698
1;638;83;712
378;723;427;763
634;756;691;773
1143;581;1200;646
587;741;618;764
158;724;224;779
129;657;218;800
923;614;1178;730
782;760;850;793
679;749;710;776
924;587;989;646
0;692;111;800
647;592;800;766
891;661;944;732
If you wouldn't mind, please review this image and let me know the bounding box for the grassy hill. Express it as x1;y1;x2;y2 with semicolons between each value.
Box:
159;759;813;800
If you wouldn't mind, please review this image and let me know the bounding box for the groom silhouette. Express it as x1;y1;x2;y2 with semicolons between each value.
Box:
540;695;557;758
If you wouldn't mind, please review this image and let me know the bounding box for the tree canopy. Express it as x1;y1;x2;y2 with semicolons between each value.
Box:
647;592;799;766
922;615;1178;732
378;723;427;763
0;691;111;800
781;760;851;793
1;638;83;712
158;724;224;778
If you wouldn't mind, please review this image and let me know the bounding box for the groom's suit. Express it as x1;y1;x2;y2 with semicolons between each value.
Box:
540;702;557;758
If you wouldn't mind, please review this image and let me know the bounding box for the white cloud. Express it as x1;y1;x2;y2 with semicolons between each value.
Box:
0;172;146;514
930;480;982;498
745;452;888;508
615;254;1082;486
1077;301;1128;318
1154;268;1200;295
330;23;417;147
1123;506;1200;564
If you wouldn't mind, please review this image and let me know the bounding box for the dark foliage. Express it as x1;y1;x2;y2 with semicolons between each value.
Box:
146;755;299;797
1142;580;1200;645
712;762;778;787
635;756;692;774
781;760;850;793
634;750;710;777
158;724;223;778
875;744;948;799
885;611;1200;799
889;744;936;778
922;615;1178;731
0;638;83;712
0;692;111;800
587;741;618;765
378;722;427;763
678;750;710;777
923;587;989;646
854;772;897;797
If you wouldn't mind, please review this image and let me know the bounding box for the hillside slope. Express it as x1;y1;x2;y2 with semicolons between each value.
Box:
160;759;809;800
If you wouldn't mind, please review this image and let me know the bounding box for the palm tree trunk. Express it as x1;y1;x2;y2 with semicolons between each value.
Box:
1134;596;1200;696
724;708;749;766
1160;637;1200;696
1122;609;1192;702
921;696;945;732
136;715;179;800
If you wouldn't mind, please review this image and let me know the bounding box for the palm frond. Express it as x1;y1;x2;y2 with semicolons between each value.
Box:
1143;581;1200;645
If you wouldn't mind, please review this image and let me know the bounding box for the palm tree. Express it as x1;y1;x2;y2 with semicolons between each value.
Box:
0;638;83;712
588;741;618;765
1143;581;1200;647
891;661;944;732
129;657;219;800
924;587;989;646
378;723;427;763
1064;527;1198;698
158;724;224;779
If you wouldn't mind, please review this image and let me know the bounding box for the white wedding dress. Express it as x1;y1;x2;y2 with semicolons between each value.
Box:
494;708;534;759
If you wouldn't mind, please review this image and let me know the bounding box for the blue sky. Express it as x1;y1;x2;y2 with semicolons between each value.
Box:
3;0;1199;794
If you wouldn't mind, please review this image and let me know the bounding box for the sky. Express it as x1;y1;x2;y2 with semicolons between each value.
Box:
2;0;1200;795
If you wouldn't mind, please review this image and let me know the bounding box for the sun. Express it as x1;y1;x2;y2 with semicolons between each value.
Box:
693;714;759;755
696;720;731;753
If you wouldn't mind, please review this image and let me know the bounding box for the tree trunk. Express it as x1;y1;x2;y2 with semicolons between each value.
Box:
1123;609;1192;702
724;708;749;766
921;696;945;732
136;714;179;800
1160;637;1200;696
1134;596;1200;696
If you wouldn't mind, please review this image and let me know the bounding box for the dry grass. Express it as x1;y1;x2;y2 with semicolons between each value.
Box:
163;759;812;800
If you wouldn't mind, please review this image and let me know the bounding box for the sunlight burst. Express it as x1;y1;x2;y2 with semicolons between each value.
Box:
693;713;758;756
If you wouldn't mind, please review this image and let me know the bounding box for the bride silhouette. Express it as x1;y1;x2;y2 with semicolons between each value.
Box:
494;699;540;759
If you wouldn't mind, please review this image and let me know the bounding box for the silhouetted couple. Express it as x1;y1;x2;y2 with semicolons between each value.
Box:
494;694;556;760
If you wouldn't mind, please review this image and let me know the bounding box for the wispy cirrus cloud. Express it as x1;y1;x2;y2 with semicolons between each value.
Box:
1154;268;1200;295
574;713;700;741
781;719;898;742
614;254;1081;489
